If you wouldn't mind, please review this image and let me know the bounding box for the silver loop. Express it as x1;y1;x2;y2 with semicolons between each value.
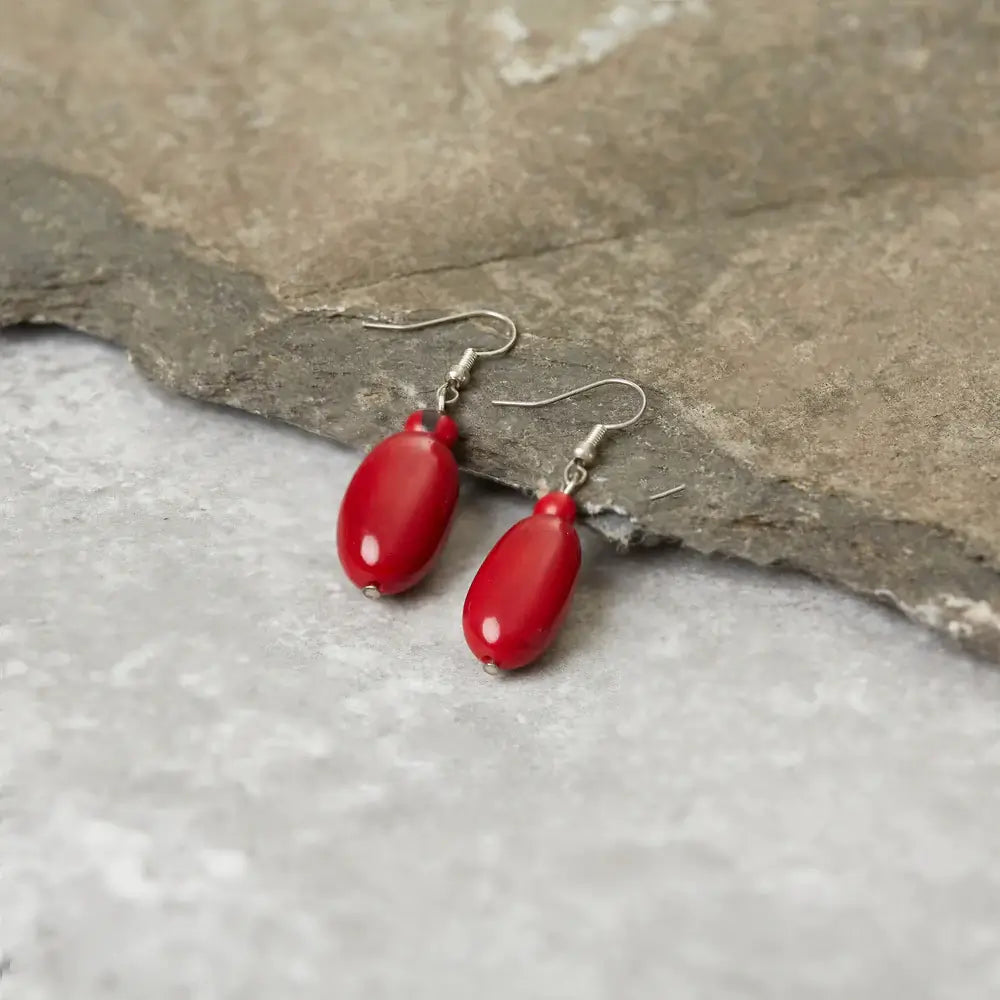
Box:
436;381;460;413
561;459;589;496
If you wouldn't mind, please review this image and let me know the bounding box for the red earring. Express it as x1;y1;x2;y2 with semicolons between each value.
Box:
463;378;682;671
337;310;518;598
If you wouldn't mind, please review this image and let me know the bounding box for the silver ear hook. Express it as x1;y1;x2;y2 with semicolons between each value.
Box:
363;310;519;413
492;377;648;495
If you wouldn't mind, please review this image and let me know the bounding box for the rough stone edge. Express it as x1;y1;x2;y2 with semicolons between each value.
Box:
2;157;998;664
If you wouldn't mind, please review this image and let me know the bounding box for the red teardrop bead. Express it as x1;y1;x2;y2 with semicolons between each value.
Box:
337;411;460;595
463;492;582;670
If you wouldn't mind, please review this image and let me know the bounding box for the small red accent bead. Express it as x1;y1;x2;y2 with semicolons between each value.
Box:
533;491;577;521
463;492;581;670
337;422;459;595
403;409;460;447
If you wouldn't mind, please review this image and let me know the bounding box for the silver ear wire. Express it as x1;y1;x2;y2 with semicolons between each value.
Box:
363;310;518;412
492;377;647;496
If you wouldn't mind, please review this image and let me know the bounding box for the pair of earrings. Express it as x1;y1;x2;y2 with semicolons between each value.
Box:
337;310;681;672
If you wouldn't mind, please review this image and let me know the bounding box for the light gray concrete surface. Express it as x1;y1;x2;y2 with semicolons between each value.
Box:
3;330;1000;1000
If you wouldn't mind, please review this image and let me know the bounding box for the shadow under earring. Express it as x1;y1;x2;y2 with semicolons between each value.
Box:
463;378;655;671
337;310;517;597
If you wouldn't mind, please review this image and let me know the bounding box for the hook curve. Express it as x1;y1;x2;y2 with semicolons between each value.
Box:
362;309;518;358
492;377;647;431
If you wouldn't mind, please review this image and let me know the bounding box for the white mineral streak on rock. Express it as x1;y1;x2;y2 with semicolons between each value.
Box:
489;2;708;86
876;590;1000;642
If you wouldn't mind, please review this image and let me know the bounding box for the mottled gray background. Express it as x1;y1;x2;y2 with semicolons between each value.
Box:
3;329;1000;999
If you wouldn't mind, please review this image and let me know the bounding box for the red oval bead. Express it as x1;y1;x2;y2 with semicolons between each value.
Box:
463;492;581;670
337;412;460;595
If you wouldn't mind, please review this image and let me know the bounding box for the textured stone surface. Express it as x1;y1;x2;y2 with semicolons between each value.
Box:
2;0;1000;658
4;332;1000;1000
